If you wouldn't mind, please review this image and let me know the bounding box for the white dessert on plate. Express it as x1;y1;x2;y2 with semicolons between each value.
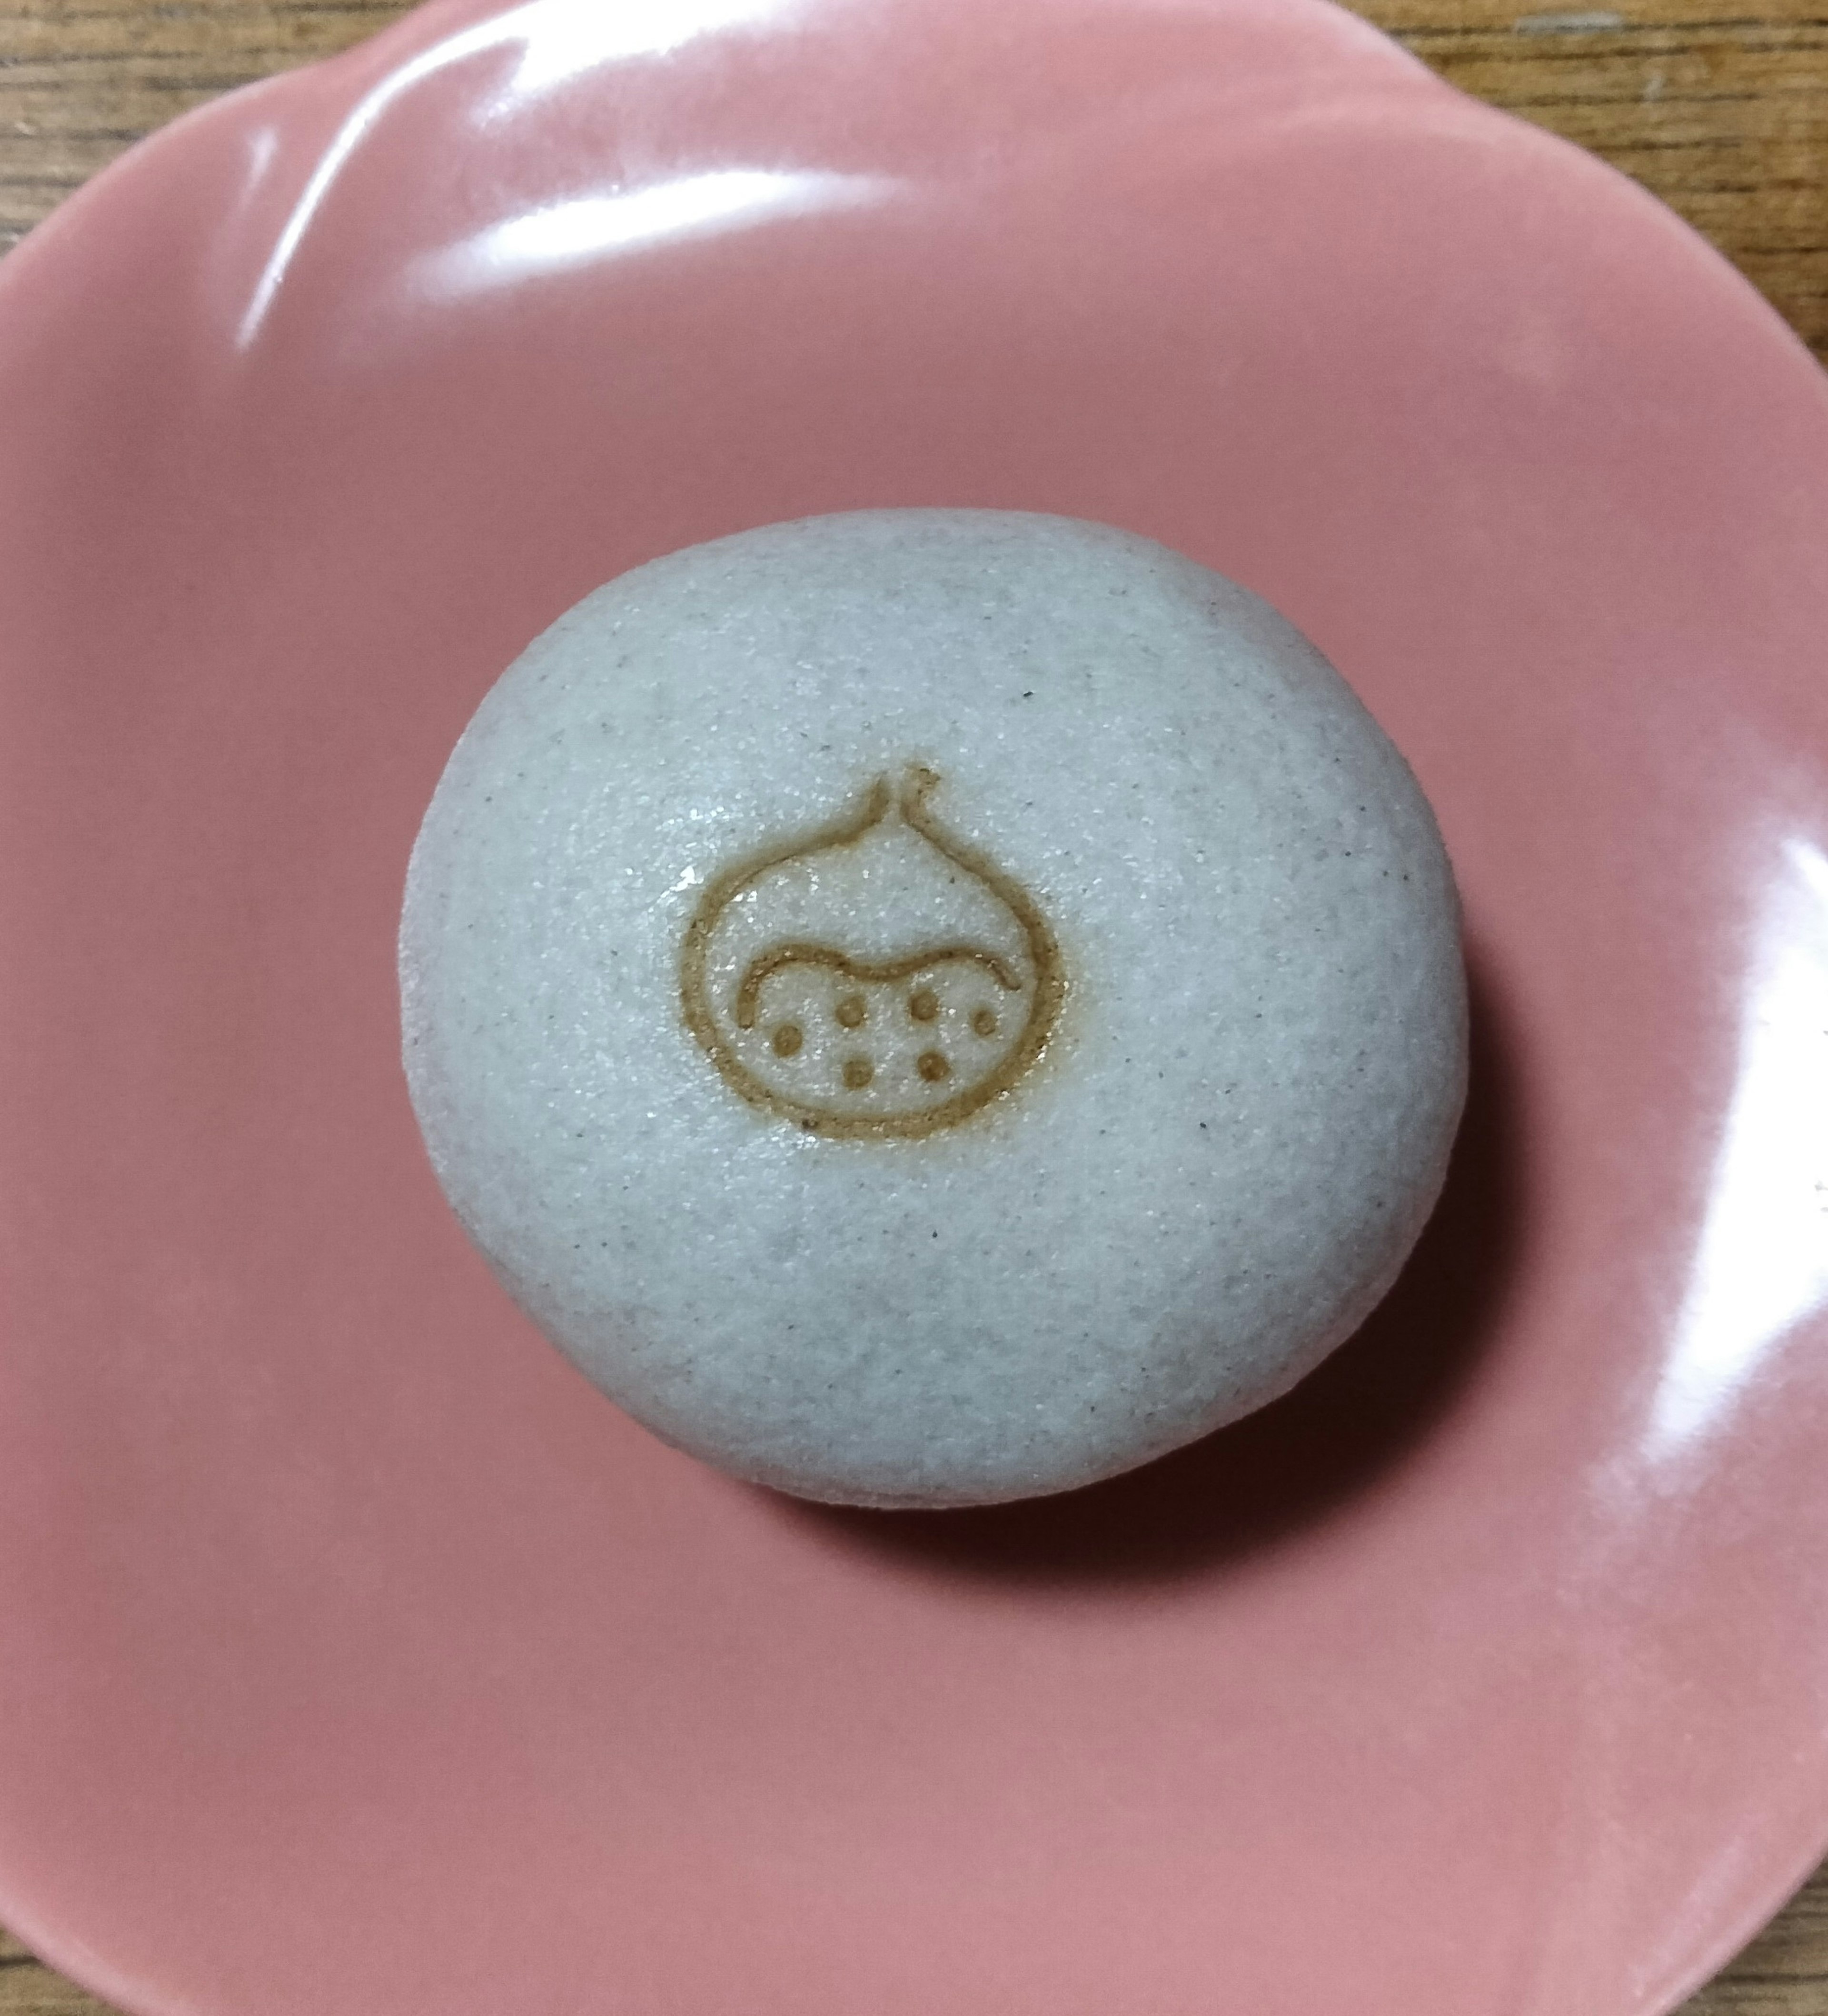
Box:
400;510;1466;1507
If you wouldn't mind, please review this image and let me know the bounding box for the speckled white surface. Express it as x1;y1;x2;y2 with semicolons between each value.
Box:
400;511;1466;1507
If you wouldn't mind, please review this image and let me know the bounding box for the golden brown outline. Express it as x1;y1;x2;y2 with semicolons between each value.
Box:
679;766;1065;1140
734;942;1021;1031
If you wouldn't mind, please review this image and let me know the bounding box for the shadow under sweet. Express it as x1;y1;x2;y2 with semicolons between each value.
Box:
771;948;1529;1588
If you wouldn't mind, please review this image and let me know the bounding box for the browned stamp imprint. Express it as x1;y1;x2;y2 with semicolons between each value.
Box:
680;768;1063;1139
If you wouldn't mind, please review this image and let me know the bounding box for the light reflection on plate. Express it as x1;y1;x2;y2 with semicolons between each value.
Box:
1646;835;1828;1468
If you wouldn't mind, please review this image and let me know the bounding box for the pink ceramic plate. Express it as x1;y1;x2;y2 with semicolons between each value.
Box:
3;1;1828;2011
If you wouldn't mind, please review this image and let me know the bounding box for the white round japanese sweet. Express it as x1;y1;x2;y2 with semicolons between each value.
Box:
400;510;1466;1508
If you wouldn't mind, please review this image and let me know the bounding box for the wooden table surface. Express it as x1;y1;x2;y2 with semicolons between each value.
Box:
1;0;1826;2010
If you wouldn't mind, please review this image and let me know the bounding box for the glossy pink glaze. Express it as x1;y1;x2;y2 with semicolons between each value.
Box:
3;2;1828;2011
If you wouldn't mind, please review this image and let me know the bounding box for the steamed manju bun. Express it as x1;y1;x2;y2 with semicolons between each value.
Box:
400;510;1467;1508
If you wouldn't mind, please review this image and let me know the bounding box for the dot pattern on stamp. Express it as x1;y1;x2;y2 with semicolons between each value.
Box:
680;768;1064;1139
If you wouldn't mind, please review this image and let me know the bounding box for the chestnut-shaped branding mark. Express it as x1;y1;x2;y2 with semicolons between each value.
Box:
679;767;1063;1138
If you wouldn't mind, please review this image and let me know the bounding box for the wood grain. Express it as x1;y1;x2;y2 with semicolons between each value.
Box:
0;0;1825;2011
